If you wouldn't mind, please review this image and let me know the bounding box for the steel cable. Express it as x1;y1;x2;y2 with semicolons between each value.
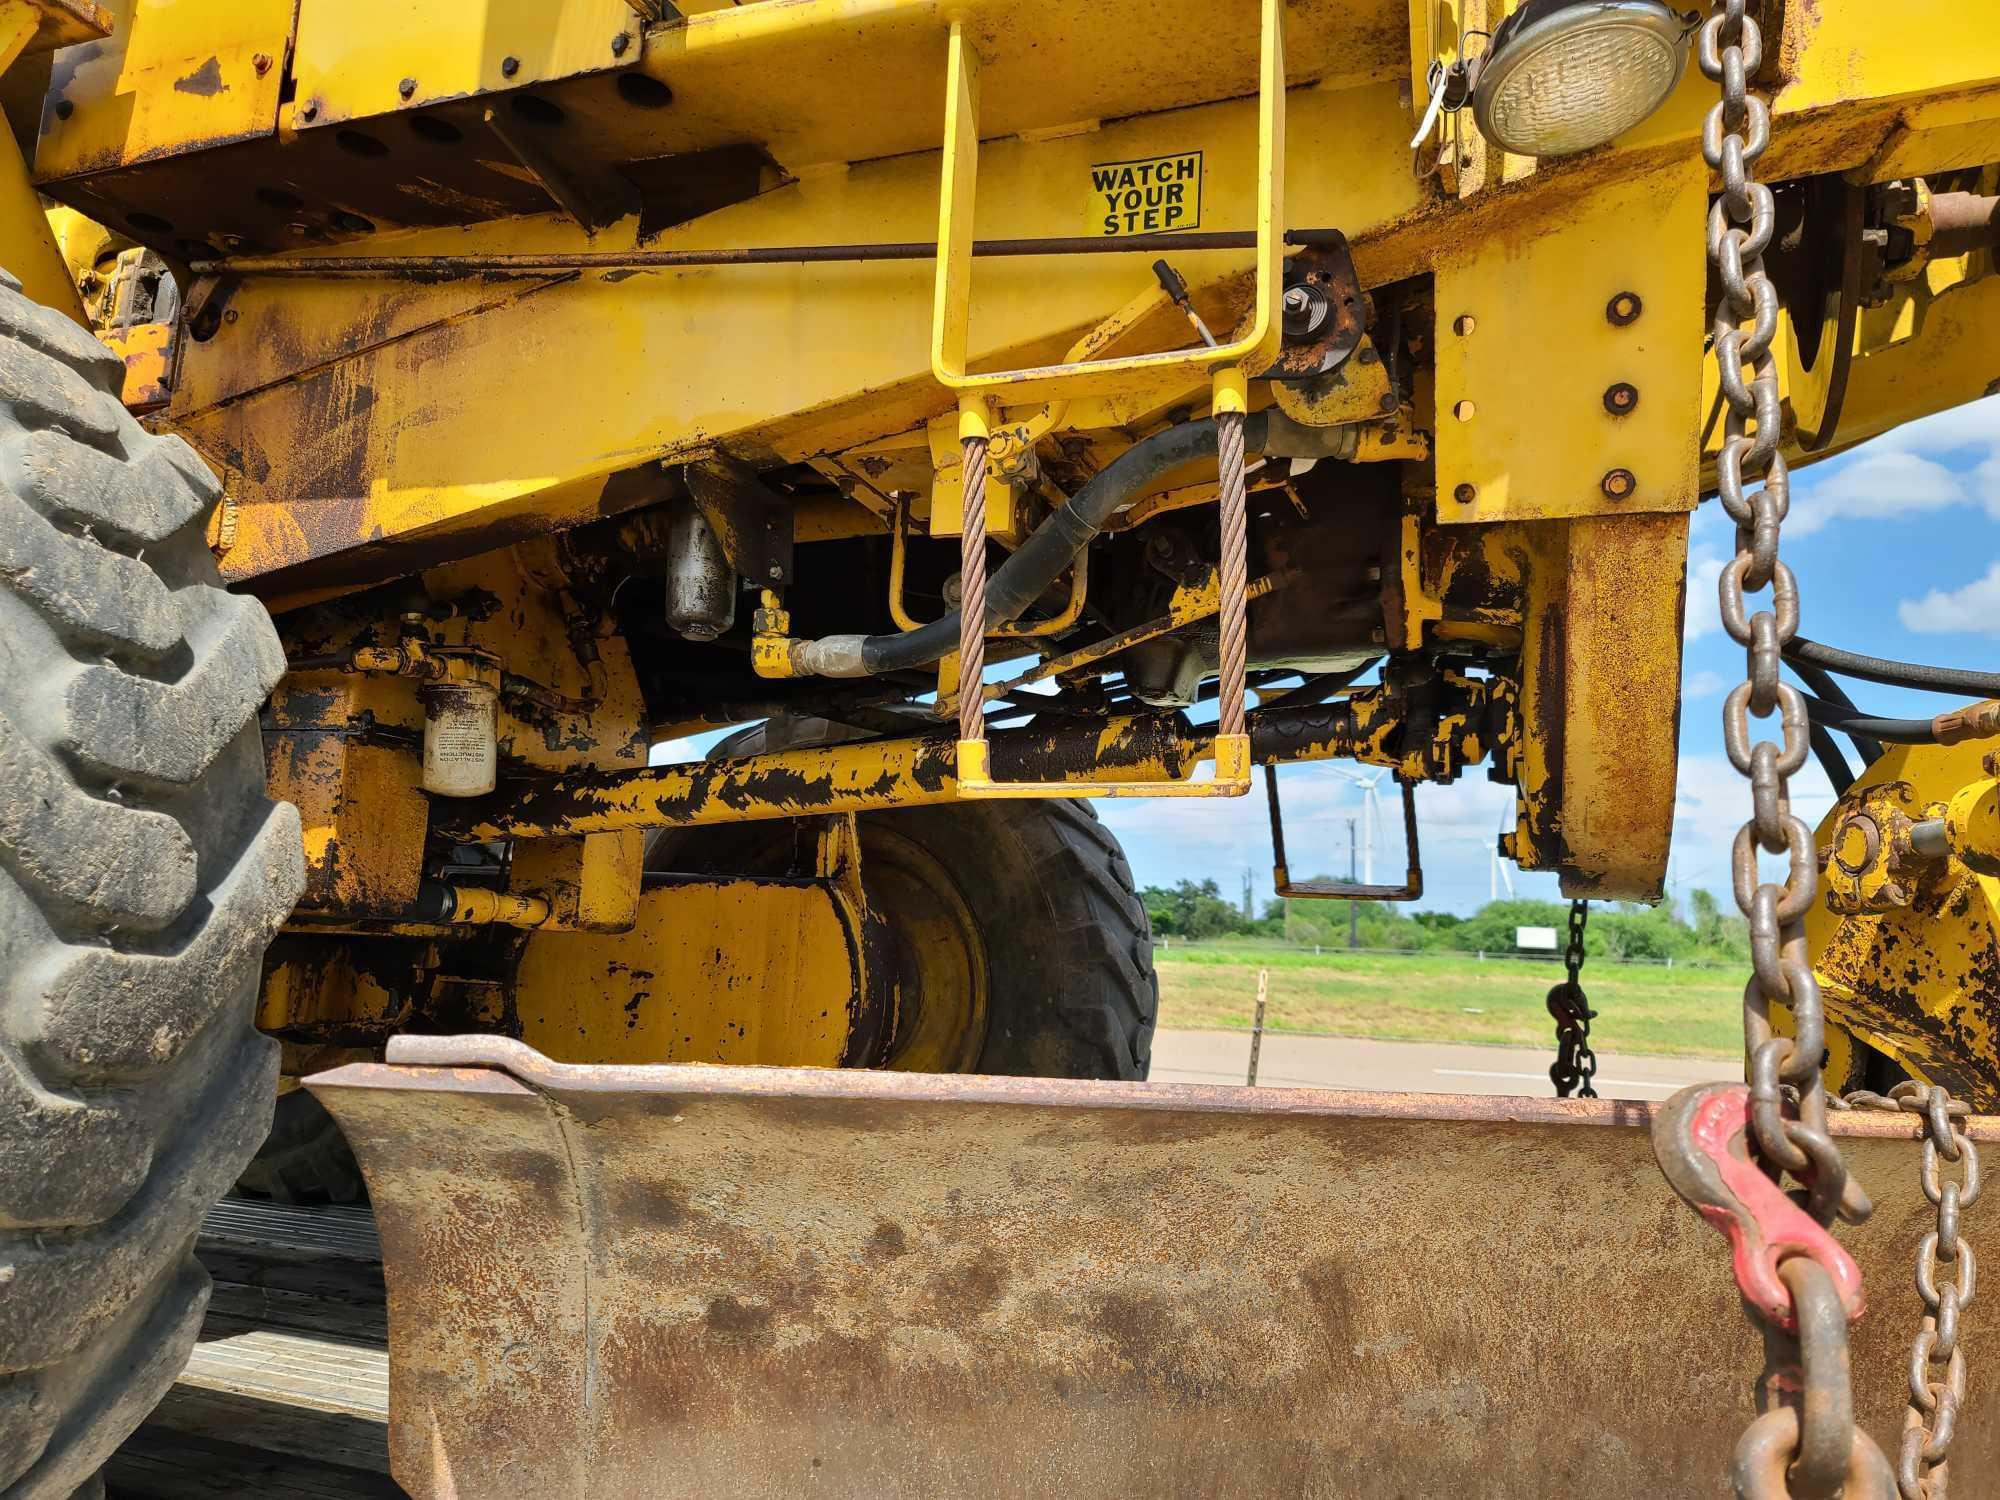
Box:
958;436;990;744
1216;409;1248;739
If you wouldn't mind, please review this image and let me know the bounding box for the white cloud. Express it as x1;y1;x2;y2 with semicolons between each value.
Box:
1667;752;1838;897
1863;395;2000;460
1899;561;2000;636
1683;669;1726;698
1684;545;1726;640
1787;449;1967;537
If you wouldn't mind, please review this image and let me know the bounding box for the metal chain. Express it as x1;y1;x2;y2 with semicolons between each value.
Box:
1705;0;1866;1233
957;435;990;744
1547;900;1597;1099
1842;1083;1981;1499
1216;409;1249;738
1700;3;1880;1492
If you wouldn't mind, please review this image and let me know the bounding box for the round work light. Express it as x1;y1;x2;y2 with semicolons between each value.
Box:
1471;0;1690;158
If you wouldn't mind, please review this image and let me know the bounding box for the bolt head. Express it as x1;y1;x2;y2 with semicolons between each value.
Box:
398;76;417;98
1604;383;1640;415
501;55;521;78
612;32;631;55
54;99;73;120
300;100;319;121
1453;314;1477;336
1377;393;1398;413
1454;483;1478;505
1601;469;1637;501
252;52;273;75
767;564;783;580
1606;292;1643;326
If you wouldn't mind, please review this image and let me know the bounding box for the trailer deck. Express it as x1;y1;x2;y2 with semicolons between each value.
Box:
105;1199;396;1499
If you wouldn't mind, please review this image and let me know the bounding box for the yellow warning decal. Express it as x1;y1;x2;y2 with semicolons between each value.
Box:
1091;150;1202;237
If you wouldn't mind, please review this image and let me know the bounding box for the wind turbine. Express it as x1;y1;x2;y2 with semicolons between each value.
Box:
1332;767;1390;886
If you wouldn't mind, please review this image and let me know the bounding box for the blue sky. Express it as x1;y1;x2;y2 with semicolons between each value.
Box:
1097;394;2000;915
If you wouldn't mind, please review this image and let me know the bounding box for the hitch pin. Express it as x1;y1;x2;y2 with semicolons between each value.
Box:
1152;259;1218;348
1652;1083;1865;1332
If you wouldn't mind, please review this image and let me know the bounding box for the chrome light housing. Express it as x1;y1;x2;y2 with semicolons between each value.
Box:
1471;0;1690;159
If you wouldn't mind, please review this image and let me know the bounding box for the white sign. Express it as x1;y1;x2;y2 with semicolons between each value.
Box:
1515;926;1560;952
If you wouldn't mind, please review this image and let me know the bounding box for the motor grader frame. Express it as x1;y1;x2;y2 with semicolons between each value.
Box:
4;0;2000;1494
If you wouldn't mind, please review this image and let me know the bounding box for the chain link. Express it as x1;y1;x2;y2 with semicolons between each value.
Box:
1699;2;1880;1490
1547;900;1597;1099
1842;1083;1981;1499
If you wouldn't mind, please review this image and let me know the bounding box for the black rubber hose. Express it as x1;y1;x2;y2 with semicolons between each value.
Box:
1801;694;1939;746
1786;635;2000;699
859;413;1269;675
1788;660;1887;765
1807;722;1857;797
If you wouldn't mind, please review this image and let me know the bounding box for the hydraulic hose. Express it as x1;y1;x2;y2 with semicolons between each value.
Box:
855;413;1271;675
1800;695;1941;746
788;410;1364;679
1787;659;1885;766
1785;635;2000;700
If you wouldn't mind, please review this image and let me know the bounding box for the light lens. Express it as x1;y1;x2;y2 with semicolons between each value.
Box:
1473;1;1688;158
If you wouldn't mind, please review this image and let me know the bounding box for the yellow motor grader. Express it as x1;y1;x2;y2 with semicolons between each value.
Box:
3;0;2000;1494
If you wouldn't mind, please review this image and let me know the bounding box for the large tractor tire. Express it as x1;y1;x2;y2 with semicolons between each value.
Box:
654;797;1160;1080
0;269;303;1497
233;1091;366;1206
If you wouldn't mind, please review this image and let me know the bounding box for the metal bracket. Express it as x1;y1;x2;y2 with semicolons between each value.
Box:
1264;764;1424;901
683;456;796;587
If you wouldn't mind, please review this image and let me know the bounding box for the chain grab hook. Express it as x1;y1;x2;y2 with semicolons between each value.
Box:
1548;900;1598;1099
1841;1083;1982;1499
1654;3;1888;1494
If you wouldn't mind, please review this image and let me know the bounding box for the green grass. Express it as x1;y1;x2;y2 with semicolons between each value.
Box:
1154;939;1742;1058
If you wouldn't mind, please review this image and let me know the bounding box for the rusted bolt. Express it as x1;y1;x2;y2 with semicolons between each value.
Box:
1454;483;1478;505
1604;382;1640;415
1607;291;1643;326
612;32;631;56
54;99;73;120
1601;468;1637;501
1376;392;1398;413
501;55;521;78
223;309;239;324
398;77;417;99
252;53;273;76
767;564;783;581
1357;346;1379;365
1453;314;1476;336
300;99;319;122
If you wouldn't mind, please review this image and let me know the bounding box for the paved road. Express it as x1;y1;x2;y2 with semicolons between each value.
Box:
1149;1028;1717;1099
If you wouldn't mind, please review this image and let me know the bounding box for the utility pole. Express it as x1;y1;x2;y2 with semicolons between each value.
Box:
1347;818;1359;950
1241;867;1253;921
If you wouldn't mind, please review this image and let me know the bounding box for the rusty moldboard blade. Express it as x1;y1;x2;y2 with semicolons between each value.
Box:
308;1037;2000;1500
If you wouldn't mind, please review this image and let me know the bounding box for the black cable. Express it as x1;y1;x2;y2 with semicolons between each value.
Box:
1800;694;1939;745
1788;660;1886;767
1787;635;2000;699
1807;722;1857;797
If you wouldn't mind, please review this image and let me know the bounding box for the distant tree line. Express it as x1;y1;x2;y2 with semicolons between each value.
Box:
1138;880;1751;964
